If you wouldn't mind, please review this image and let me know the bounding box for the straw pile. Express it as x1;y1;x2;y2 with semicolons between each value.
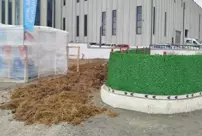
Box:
0;61;115;125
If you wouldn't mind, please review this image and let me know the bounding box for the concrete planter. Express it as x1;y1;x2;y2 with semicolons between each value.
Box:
101;84;202;114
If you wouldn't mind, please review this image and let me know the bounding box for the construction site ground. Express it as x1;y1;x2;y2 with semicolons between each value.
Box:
0;59;202;136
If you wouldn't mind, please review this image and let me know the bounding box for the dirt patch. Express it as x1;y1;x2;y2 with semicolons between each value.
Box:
0;60;115;125
107;110;119;118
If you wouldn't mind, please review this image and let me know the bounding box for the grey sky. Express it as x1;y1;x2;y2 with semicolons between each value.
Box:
195;0;202;7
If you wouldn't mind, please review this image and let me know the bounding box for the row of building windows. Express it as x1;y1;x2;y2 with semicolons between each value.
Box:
152;6;167;37
1;0;13;25
1;0;55;27
34;0;56;27
74;14;88;36
72;10;117;37
0;2;167;38
101;10;117;36
73;7;144;37
63;0;87;6
76;0;87;3
99;6;165;37
101;7;143;36
60;4;170;38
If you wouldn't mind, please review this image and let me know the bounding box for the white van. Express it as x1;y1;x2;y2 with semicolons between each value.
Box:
184;38;202;49
184;38;202;45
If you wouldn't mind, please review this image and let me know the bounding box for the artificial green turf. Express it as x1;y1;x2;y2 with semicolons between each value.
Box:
106;50;202;95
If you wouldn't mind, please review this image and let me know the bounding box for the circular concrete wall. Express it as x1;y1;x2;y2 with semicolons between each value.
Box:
101;84;202;114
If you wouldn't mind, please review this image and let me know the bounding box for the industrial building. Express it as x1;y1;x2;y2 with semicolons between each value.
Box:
0;0;202;46
0;0;62;29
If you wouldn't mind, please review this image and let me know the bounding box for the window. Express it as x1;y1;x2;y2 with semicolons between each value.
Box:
199;15;201;39
47;0;53;27
8;0;12;25
136;6;142;35
193;41;197;45
153;7;156;35
112;10;117;35
76;16;79;36
35;0;41;25
1;0;5;24
63;18;66;30
102;12;106;36
164;12;167;36
186;40;192;44
185;29;188;38
84;14;87;36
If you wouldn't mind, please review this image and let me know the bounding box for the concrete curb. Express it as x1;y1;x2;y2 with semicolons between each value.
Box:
100;85;202;114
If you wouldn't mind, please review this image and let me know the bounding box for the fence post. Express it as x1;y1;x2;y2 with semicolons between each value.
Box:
111;48;114;53
68;46;80;72
121;49;125;54
77;47;80;72
163;51;167;56
23;46;28;83
136;46;138;54
163;51;166;62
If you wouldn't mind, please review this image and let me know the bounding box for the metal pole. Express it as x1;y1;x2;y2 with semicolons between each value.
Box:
99;25;102;47
150;0;153;46
182;2;185;45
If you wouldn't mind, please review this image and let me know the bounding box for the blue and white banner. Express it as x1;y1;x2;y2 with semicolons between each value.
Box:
23;0;37;32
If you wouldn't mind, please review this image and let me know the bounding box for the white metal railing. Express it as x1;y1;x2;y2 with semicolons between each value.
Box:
150;44;202;50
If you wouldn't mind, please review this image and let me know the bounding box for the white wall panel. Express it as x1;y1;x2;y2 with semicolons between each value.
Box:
128;0;135;47
111;0;117;43
55;0;62;29
12;0;15;25
5;0;8;24
72;0;76;42
106;0;112;43
40;0;47;26
1;0;202;46
92;0;97;42
87;0;93;42
79;0;84;42
101;0;107;43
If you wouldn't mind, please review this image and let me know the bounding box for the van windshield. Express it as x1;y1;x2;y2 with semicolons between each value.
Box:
196;39;202;44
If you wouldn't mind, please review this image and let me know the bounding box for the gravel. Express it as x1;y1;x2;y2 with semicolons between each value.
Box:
1;89;202;136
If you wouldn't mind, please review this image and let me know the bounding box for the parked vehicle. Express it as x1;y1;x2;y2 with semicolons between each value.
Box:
184;38;202;49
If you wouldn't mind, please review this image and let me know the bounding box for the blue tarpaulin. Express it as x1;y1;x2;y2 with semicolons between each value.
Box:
23;0;38;32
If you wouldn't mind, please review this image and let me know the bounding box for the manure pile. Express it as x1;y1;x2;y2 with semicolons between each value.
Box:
0;61;117;125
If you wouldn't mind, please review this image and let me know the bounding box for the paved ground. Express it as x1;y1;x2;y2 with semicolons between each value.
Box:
0;82;18;91
1;87;202;136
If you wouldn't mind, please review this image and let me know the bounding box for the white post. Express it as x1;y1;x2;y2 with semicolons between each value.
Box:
37;46;40;79
23;46;28;82
54;49;56;75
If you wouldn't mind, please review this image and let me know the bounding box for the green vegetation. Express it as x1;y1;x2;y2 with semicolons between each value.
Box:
106;50;202;95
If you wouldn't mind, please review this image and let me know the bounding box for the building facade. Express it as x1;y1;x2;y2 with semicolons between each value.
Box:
0;0;62;29
0;0;202;46
63;0;202;46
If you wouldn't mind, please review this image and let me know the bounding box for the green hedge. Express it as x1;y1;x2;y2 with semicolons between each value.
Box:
106;51;202;95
